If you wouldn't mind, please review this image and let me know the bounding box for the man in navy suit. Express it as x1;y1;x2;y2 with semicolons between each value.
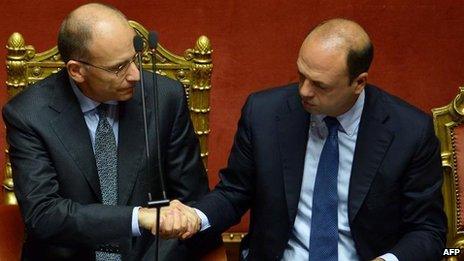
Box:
173;18;447;260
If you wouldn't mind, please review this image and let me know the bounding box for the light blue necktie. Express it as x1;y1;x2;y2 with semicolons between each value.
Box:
309;116;339;261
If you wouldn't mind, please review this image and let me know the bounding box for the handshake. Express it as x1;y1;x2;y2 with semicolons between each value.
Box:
138;200;201;240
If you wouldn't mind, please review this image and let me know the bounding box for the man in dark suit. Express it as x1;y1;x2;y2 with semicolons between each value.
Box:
2;3;211;260
172;18;447;260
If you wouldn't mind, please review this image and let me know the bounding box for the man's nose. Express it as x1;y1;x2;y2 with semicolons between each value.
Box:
300;79;315;98
126;61;140;82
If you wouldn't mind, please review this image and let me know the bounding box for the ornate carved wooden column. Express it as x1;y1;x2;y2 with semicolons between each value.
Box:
188;36;212;169
4;32;29;205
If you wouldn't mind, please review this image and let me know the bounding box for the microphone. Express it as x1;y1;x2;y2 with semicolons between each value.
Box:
147;31;168;201
133;35;144;53
133;35;150;164
148;31;157;51
135;33;168;261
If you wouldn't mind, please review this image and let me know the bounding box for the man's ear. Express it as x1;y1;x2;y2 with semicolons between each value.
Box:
353;72;368;94
66;60;86;83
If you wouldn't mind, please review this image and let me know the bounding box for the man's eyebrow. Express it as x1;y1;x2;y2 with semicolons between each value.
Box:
298;72;327;88
108;55;134;68
313;80;323;86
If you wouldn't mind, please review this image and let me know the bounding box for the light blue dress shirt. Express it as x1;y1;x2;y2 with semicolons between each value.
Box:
281;90;397;261
70;81;142;237
282;91;364;261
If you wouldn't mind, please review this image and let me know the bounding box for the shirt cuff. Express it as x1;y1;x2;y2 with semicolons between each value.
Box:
131;206;142;236
379;253;399;261
194;208;211;231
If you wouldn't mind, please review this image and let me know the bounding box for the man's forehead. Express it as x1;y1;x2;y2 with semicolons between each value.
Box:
87;28;135;63
297;46;349;83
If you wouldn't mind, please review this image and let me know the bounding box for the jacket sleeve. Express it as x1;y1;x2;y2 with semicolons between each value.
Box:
390;117;447;261
194;94;256;234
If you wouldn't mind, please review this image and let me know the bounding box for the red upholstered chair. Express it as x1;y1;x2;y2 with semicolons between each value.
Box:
0;204;24;260
202;245;227;261
432;86;464;260
3;21;226;260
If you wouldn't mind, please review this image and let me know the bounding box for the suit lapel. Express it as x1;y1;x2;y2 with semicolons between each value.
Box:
277;91;310;225
48;72;147;204
348;86;394;223
117;82;145;205
49;71;101;200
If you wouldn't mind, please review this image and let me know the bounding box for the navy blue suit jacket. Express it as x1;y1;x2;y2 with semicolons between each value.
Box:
196;84;446;260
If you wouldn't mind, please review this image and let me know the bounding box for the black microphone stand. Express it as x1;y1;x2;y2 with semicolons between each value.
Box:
133;35;169;261
147;32;170;261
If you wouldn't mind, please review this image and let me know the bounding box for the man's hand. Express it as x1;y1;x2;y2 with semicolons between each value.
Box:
138;207;157;231
138;200;201;240
169;199;201;239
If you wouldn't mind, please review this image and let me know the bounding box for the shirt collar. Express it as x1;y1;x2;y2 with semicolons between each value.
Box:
70;79;118;113
310;89;365;136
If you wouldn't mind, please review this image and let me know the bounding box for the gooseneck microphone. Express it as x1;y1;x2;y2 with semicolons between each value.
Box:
147;31;168;201
133;35;168;261
133;35;150;164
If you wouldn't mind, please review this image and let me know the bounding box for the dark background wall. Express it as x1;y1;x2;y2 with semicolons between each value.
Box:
0;0;463;232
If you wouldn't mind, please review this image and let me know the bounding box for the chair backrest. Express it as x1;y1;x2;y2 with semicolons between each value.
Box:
3;20;212;205
432;86;464;259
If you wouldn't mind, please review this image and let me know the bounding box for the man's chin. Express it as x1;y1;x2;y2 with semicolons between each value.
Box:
303;105;320;115
117;89;134;101
118;94;133;101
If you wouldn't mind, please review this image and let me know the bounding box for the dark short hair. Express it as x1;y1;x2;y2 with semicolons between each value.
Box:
346;41;374;83
57;17;93;63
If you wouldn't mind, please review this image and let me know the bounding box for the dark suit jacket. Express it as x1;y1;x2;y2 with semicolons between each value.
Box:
196;83;447;261
3;70;212;260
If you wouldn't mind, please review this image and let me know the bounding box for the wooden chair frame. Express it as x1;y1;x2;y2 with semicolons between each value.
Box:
432;86;464;260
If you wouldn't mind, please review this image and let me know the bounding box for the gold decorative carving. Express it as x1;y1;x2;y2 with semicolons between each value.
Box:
4;21;213;203
432;86;464;259
6;33;28;97
2;149;16;205
189;35;212;169
221;232;247;243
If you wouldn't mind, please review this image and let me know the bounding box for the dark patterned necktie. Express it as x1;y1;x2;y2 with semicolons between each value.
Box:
94;104;120;261
309;116;340;261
